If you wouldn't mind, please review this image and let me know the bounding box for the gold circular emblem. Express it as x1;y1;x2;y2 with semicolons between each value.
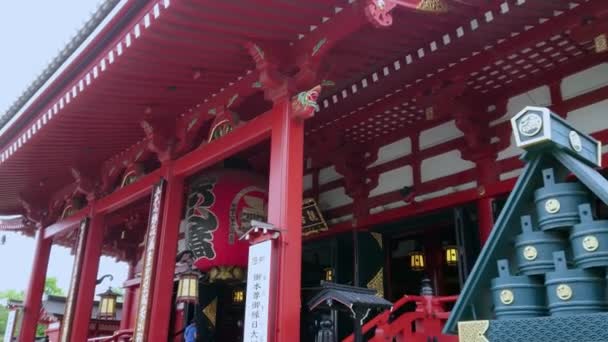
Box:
556;284;573;301
518;113;543;137
500;289;514;305
545;198;561;214
582;235;599;252
523;245;538;261
569;131;583;152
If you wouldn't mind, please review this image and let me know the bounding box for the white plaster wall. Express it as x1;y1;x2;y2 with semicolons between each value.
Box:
562;63;608;100
368;137;412;168
414;181;477;202
318;165;342;185
419;120;463;150
327;214;353;225
566;99;608;135
369;165;413;197
490;85;551;127
318;187;353;210
500;168;523;181
420;150;475;182
303;174;313;191
369;200;409;215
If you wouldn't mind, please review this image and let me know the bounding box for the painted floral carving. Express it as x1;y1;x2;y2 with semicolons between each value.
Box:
291;85;321;119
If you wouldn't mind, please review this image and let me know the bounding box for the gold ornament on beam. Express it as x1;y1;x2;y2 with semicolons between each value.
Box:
595;34;607;53
417;0;448;13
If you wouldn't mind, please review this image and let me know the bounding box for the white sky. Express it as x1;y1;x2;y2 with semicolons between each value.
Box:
0;1;128;294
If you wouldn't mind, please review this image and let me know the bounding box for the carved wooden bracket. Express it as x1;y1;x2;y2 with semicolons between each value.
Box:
100;142;154;195
453;100;510;184
18;196;47;226
70;167;97;201
334;148;380;203
363;0;398;28
291;85;322;120
245;41;291;102
141;118;175;162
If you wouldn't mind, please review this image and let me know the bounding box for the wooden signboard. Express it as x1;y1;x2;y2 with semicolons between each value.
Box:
302;198;328;236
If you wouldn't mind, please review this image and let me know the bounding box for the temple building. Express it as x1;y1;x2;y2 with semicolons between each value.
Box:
1;0;608;341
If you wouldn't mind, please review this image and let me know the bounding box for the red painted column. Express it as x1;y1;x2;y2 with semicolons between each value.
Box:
19;228;52;342
120;264;135;330
71;214;106;341
477;197;494;245
267;99;304;341
148;165;185;339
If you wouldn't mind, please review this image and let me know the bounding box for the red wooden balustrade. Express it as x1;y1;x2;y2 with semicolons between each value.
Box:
87;329;133;342
343;294;459;342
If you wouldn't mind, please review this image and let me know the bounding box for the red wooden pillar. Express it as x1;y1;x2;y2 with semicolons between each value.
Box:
19;228;52;342
477;197;494;245
267;99;304;341
148;165;185;339
120;264;135;330
71;214;106;341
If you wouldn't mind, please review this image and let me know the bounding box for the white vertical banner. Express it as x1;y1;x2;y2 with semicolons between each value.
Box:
243;239;274;342
134;180;165;342
4;309;18;341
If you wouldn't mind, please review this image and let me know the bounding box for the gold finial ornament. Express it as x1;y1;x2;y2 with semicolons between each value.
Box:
458;320;489;342
417;0;448;13
523;245;538;261
582;235;599;252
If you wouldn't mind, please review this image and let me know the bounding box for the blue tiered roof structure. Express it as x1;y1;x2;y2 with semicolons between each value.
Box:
444;106;608;341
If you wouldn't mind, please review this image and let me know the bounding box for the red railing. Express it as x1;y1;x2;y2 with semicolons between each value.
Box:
343;295;459;342
87;329;133;342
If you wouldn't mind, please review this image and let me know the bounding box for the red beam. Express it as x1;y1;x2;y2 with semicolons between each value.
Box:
43;209;88;239
96;169;162;214
174;110;273;177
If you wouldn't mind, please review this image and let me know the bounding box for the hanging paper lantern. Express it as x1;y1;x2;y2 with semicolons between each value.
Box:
445;245;458;266
409;251;426;271
176;271;199;303
98;288;120;320
185;168;268;271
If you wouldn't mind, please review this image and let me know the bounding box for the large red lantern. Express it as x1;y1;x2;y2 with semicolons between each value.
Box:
185;168;268;272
